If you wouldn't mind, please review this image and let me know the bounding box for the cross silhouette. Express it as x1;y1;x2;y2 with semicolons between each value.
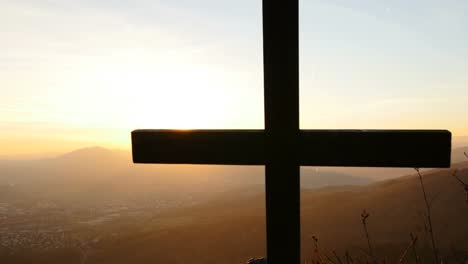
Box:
131;1;451;263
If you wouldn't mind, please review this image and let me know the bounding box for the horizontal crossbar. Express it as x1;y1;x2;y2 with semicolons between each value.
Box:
132;129;451;168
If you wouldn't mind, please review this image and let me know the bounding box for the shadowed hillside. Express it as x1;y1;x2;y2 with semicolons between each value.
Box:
90;164;467;263
105;164;468;263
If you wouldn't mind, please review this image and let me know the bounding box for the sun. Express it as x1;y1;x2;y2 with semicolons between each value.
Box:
87;60;238;130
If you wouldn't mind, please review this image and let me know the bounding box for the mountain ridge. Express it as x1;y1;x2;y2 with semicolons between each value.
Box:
1;145;466;188
0;146;371;189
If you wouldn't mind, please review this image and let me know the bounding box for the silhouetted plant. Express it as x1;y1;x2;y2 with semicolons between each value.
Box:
332;250;344;264
309;235;349;264
311;235;324;264
345;251;353;264
398;233;419;264
415;168;439;264
323;252;337;264
410;233;420;264
360;209;374;261
247;258;267;264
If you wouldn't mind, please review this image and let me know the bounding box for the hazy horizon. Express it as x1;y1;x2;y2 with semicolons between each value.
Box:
1;135;468;161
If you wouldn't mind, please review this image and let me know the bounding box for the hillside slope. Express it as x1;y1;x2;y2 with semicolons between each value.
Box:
65;163;468;263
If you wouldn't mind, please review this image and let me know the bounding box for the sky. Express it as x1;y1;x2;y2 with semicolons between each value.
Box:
1;0;467;156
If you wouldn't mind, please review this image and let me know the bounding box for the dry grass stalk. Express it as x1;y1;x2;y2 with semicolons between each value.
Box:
409;233;420;264
333;250;343;264
398;233;419;264
324;253;338;264
312;235;324;264
345;251;352;264
360;209;374;262
415;168;439;264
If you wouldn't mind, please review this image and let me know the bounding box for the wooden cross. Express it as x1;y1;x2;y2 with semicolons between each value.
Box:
131;1;451;263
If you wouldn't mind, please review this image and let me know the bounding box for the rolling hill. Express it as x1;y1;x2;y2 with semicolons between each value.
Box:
83;162;468;263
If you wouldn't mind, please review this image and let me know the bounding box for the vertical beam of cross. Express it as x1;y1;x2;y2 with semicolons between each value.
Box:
263;1;300;263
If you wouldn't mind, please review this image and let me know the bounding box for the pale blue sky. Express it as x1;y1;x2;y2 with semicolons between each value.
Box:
0;0;467;154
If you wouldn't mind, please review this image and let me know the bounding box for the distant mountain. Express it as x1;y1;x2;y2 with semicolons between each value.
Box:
316;145;468;181
54;146;128;163
0;147;130;185
452;146;468;164
2;145;465;188
0;146;370;189
301;167;371;187
453;136;468;148
2;144;466;187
